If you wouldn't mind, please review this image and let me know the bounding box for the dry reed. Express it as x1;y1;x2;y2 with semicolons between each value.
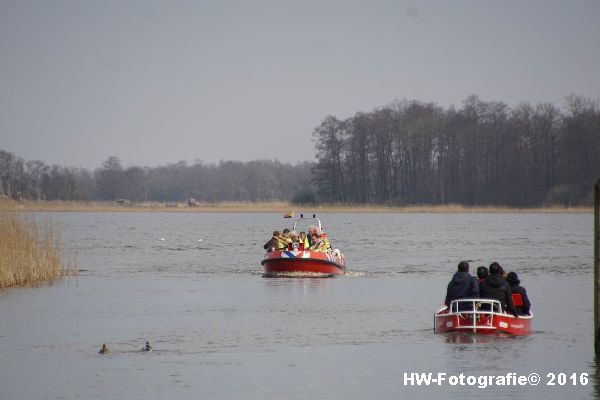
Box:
0;199;591;214
0;212;67;288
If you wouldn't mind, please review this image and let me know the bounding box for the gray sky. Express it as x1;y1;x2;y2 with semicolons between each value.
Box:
1;0;599;169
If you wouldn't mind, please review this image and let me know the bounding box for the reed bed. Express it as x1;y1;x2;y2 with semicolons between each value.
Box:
0;212;67;288
0;199;591;214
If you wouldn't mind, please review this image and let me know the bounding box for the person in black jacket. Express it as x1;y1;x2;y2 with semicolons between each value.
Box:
476;266;489;283
506;272;531;315
480;263;518;317
445;261;479;308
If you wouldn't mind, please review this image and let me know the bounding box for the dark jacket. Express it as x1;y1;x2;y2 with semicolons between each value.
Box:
445;271;479;305
509;284;531;315
480;274;517;316
263;236;278;251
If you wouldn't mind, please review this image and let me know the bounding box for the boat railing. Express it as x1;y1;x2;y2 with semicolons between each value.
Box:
449;299;503;314
445;299;504;331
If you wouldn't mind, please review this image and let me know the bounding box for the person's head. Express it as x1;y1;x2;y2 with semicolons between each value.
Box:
299;231;306;239
289;231;298;241
506;272;520;286
477;266;489;279
272;230;280;237
311;233;320;241
457;261;469;272
282;229;290;237
489;263;502;275
490;261;506;276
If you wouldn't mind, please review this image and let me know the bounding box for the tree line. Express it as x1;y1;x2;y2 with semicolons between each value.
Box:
313;95;600;206
1;94;598;206
0;152;314;203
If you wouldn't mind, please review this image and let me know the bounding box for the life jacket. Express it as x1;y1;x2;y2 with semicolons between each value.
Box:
276;235;288;250
321;235;331;250
310;239;327;252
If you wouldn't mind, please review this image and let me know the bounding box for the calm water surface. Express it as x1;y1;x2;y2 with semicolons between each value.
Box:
0;212;594;399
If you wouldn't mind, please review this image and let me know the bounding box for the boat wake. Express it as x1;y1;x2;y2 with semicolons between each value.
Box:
263;271;334;278
342;271;368;277
261;270;368;278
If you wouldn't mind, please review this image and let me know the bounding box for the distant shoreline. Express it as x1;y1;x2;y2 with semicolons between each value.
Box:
0;200;591;214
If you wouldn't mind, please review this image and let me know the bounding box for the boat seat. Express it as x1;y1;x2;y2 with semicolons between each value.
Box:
512;293;523;307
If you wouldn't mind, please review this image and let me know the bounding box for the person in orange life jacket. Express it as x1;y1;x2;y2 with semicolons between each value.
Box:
506;272;531;315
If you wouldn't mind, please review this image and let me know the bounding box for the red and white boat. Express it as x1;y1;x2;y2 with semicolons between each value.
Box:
434;297;532;336
261;214;346;277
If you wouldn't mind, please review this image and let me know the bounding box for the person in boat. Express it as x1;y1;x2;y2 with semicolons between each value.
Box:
490;262;507;279
506;272;531;315
298;231;309;250
444;261;479;308
263;231;281;252
307;225;320;247
480;263;518;317
309;232;328;252
321;232;332;251
281;229;293;246
320;232;331;251
476;266;489;283
275;230;290;250
142;341;153;352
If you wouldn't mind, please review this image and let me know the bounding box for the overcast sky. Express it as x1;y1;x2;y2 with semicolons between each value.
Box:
1;0;599;169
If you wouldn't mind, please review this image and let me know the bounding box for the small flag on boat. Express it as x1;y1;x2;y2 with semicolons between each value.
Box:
283;211;294;219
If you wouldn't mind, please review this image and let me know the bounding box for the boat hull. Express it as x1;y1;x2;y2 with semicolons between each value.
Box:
434;299;532;336
261;250;345;276
435;311;531;335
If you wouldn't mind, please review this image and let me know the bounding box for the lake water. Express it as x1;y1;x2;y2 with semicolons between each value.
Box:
0;212;595;399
